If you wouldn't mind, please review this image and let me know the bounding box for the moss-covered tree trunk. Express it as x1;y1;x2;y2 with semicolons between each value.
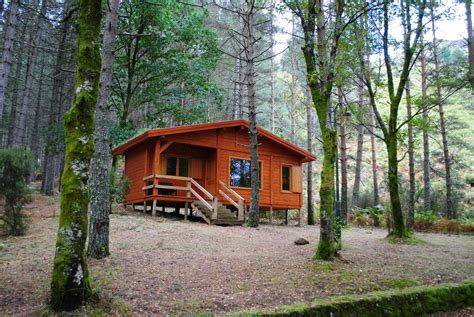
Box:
289;0;345;260
316;116;337;259
386;132;406;237
50;0;102;310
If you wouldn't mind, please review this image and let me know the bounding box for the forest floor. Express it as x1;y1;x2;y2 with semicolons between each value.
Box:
1;193;473;316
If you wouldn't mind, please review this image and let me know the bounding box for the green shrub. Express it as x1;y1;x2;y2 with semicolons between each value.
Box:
111;175;131;204
414;210;438;230
465;174;474;186
0;148;32;236
351;206;385;227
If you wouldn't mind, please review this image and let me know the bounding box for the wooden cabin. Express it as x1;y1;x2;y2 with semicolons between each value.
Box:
112;120;316;225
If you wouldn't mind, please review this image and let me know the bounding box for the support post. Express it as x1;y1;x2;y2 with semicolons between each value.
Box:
297;209;301;226
152;199;157;216
184;202;189;221
238;199;245;221
212;198;218;220
143;201;147;213
269;206;273;224
285;209;288;225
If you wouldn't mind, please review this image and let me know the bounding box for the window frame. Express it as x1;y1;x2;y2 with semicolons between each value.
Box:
281;164;292;192
228;156;263;190
162;155;190;177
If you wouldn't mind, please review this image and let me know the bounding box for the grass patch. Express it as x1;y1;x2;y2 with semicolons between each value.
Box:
306;261;334;273
381;277;419;289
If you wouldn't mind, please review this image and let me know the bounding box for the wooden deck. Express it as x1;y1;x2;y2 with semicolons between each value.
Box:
126;174;246;226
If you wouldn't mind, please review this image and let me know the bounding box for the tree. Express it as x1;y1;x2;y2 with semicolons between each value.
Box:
405;78;415;229
88;0;120;259
113;0;220;128
466;0;473;89
285;0;346;259
430;2;454;219
420;42;432;211
363;0;427;238
41;0;75;195
50;0;102;310
13;0;48;146
306;84;315;225
0;0;20;123
351;78;365;209
0;148;32;236
243;0;260;227
338;86;348;224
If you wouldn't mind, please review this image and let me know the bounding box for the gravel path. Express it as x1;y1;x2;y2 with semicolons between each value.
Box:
1;202;473;316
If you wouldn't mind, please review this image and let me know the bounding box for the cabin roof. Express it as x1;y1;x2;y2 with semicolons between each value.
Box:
112;119;317;162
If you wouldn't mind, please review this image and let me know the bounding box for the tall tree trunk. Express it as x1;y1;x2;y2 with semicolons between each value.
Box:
6;20;27;148
368;94;379;206
88;0;120;259
290;17;297;144
14;0;48;146
237;0;245;120
466;0;473;90
338;86;348;224
352;79;365;208
246;0;260;228
421;45;431;211
306;84;315;225
270;3;276;133
42;1;71;195
386;131;405;236
431;4;454;218
0;0;20;123
29;55;46;182
50;0;102;310
405;79;415;229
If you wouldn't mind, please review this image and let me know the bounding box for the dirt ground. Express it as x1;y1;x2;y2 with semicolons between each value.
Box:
1;194;473;316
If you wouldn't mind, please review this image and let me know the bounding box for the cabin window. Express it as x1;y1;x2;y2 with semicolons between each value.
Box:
229;158;261;188
165;156;189;177
282;165;291;191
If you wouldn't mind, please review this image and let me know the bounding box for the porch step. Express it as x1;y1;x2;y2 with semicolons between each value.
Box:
191;201;244;226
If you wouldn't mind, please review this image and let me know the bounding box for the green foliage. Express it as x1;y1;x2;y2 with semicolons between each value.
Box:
414;210;438;229
0;148;32;236
111;175;131;204
114;0;222;127
465;174;474;186
110;124;141;148
351;206;385;228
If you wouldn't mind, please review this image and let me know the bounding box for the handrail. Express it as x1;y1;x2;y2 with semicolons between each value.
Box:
219;180;244;201
219;190;239;209
190;188;213;210
219;180;245;221
190;178;214;201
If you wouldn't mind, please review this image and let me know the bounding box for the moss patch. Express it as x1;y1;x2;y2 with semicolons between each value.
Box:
386;233;426;245
381;277;419;289
235;281;474;316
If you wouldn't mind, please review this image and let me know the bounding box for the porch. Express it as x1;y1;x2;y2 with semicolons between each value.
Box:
137;174;246;225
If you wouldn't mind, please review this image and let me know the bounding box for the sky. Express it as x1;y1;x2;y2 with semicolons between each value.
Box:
273;2;468;56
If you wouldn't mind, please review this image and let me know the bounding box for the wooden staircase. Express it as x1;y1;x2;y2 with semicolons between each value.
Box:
191;201;245;225
143;175;246;226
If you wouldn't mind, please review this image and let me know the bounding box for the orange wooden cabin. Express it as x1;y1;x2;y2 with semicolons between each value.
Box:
112;120;316;225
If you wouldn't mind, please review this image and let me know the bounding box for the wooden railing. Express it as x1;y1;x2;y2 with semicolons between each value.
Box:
142;174;218;219
219;180;246;221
